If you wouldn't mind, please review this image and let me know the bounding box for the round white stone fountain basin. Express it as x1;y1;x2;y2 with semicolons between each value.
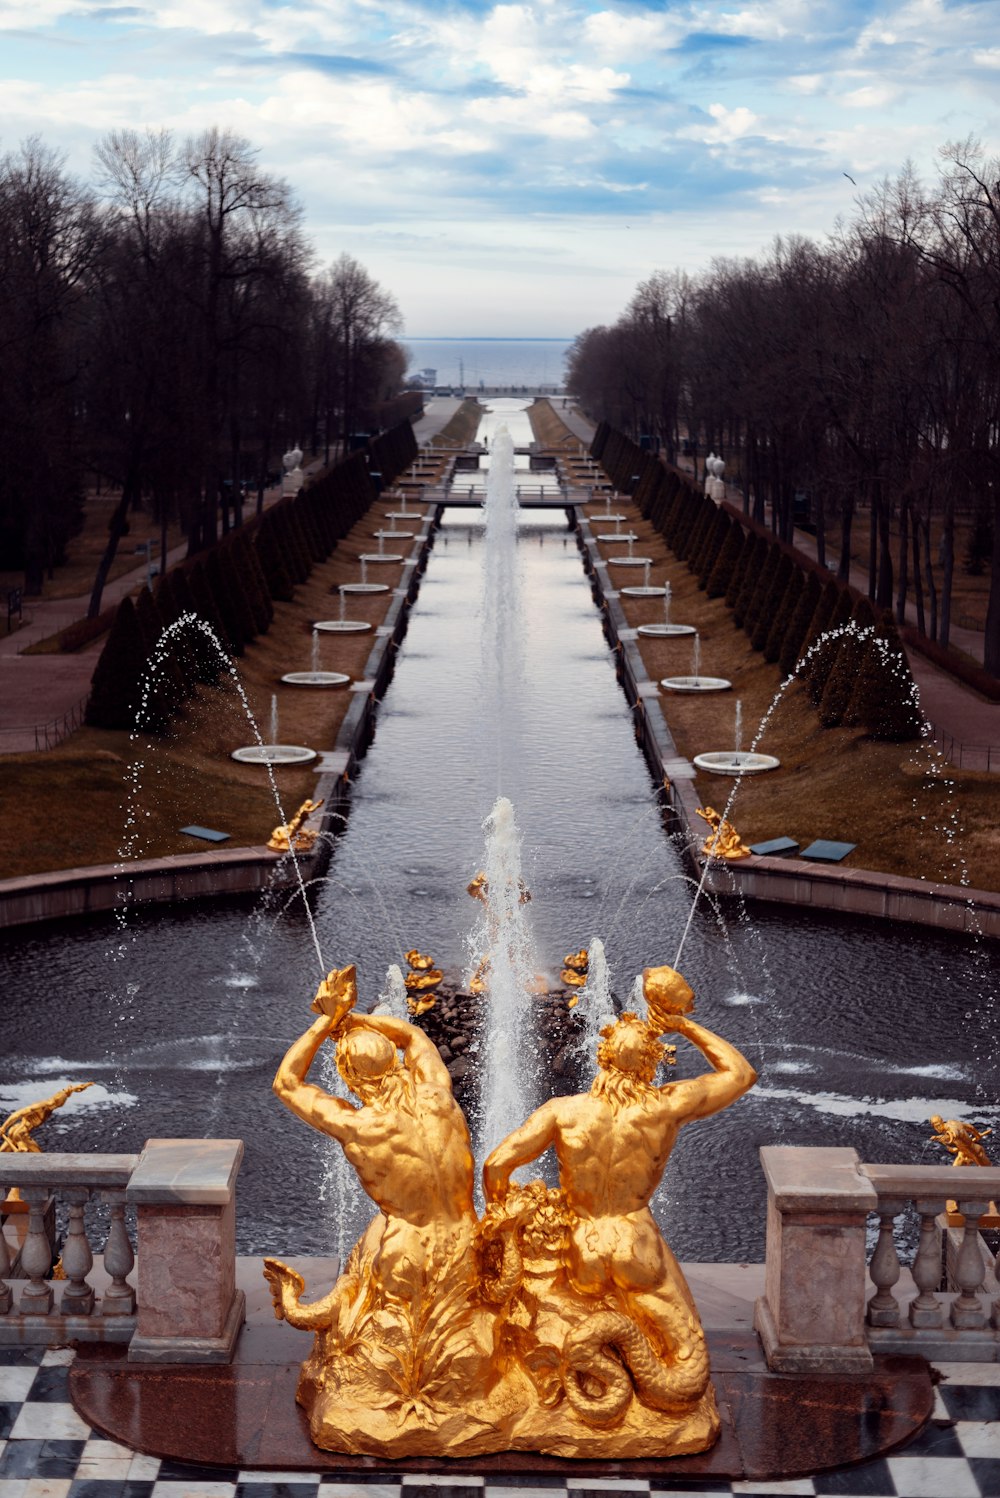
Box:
230;744;318;765
313;619;372;634
607;556;653;568
359;552;404;564
620;585;667;598
660;675;732;692
638;622;697;637
385;511;417;521
341;582;390;595
596;532;639;543
374;530;413;540
279;671;351;688
692;750;781;774
590;513;627;523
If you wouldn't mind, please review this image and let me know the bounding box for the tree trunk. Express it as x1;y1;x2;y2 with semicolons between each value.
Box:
921;513;938;644
896;497;909;624
984;487;1000;676
88;480;135;618
939;498;954;650
910;514;925;636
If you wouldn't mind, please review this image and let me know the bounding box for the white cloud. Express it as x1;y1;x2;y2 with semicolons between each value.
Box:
838;83;902;109
785;74;824;95
694;102;761;144
582;10;685;60
973;48;1000;69
465;92;595;140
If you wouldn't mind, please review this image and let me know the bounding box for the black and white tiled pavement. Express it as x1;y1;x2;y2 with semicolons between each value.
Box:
3;1350;1000;1498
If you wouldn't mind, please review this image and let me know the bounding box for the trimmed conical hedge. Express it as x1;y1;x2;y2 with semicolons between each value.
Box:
765;565;803;664
819;596;876;727
779;571;821;678
847;613;924;742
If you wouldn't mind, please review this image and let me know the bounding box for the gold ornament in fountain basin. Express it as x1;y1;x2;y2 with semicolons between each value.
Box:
403;950;444;1016
265;960;757;1459
2;1082;95;1212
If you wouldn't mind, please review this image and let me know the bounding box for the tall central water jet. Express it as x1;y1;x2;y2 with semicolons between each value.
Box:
480;424;523;791
470;796;537;1154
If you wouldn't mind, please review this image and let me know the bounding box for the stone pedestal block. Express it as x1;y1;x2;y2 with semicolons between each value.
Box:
127;1139;245;1364
754;1145;876;1374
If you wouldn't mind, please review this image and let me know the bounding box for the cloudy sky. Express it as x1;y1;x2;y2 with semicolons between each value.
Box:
2;0;999;337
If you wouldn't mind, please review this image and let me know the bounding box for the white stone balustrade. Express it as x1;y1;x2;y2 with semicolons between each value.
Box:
0;1138;244;1363
756;1146;1000;1372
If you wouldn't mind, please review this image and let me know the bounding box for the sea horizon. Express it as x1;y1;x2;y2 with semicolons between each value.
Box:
404;336;573;389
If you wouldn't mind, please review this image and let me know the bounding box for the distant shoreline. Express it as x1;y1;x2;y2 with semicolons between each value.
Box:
407;336;573;342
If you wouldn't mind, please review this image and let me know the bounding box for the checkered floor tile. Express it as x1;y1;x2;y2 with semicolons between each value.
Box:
2;1351;1000;1498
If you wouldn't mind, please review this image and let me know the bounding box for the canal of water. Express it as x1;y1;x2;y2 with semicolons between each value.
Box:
1;403;995;1262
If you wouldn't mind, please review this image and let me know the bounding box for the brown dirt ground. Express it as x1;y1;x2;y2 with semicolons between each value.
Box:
0;492;430;881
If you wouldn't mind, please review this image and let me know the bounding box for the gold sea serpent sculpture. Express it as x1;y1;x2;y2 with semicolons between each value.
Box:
264;962;757;1458
696;806;751;861
268;799;325;854
2;1083;94;1212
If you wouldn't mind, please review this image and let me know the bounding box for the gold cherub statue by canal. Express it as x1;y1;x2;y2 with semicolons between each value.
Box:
268;799;325;854
264;959;756;1459
696;806;751;861
1;1083;93;1154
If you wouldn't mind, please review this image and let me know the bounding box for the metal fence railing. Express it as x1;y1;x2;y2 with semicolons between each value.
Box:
930;726;1000;772
0;694;88;753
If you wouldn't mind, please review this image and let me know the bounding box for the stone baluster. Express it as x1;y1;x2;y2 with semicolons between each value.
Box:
952;1198;989;1329
992;1242;1000;1331
100;1192;136;1316
60;1188;95;1317
0;1209;11;1314
910;1198;946;1329
19;1187;54;1316
867;1207;902;1327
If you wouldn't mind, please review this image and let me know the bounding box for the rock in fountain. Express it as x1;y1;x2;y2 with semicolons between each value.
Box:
264;961;756;1458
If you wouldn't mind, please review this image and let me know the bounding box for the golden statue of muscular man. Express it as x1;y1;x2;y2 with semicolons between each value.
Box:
265;961;756;1459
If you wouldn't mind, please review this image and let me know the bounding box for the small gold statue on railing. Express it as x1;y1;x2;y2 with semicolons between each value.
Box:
404;950;444;1015
930;1115;993;1168
2;1083;94;1212
268;799;325;853
696;806;751;861
929;1114;999;1226
264;958;757;1459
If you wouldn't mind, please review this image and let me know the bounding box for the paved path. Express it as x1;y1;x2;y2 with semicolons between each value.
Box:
0;482;291;753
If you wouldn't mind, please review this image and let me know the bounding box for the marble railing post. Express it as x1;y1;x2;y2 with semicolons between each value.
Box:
127;1138;245;1364
755;1145;876;1373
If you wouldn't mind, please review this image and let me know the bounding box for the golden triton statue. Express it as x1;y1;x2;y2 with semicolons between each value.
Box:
268;799;324;853
265;960;756;1459
696;806;751;861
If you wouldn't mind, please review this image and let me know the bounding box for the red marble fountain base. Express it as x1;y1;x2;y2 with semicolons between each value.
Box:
70;1329;933;1485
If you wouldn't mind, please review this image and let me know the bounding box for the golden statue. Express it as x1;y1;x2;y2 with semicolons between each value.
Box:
930;1115;993;1167
403;950;444;1016
561;949;589;989
264;961;756;1459
2;1082;94;1212
268;799;325;854
929;1115;998;1225
696;806;750;861
1;1083;94;1154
